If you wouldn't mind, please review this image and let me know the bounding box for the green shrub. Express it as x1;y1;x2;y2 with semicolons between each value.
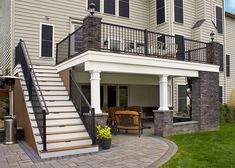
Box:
220;104;235;123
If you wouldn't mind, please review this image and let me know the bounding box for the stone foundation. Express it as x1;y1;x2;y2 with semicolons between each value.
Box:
172;121;199;135
153;110;173;136
191;71;220;131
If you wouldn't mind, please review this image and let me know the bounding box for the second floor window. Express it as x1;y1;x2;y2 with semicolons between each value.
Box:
156;0;165;25
104;0;115;15
119;0;129;18
174;0;183;23
88;0;100;12
216;6;223;33
41;24;53;57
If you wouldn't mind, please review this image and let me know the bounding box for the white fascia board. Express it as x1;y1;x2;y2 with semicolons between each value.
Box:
56;52;88;72
85;51;219;73
56;51;219;75
85;61;199;77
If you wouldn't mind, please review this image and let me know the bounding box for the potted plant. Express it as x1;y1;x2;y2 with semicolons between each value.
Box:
96;124;112;149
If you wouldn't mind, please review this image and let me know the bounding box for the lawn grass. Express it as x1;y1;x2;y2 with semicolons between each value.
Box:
161;123;235;168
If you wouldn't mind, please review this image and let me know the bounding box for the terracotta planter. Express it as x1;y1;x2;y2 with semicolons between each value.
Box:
100;139;111;150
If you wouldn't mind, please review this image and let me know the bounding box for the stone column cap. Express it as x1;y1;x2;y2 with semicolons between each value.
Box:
153;110;173;113
83;113;108;117
83;15;102;21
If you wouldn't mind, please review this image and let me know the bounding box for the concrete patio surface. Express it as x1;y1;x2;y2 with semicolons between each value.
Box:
0;126;177;168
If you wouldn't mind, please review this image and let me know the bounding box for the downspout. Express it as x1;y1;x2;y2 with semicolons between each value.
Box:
223;0;227;103
10;0;14;76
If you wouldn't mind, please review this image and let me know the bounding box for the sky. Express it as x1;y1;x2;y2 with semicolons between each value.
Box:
225;0;235;14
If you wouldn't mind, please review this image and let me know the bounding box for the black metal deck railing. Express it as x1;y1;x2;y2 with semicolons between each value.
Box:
15;40;49;151
56;22;208;65
70;72;96;145
56;26;83;64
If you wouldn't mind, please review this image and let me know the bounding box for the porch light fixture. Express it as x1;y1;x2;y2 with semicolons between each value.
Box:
210;31;215;42
89;3;96;16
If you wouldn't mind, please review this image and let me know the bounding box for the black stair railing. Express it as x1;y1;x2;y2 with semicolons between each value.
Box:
15;39;49;151
70;72;96;145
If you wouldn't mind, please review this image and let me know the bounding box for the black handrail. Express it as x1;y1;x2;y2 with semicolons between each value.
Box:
56;21;209;65
15;39;48;151
70;72;96;145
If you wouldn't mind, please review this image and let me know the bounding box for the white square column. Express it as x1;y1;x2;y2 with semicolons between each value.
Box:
158;75;169;111
90;70;102;114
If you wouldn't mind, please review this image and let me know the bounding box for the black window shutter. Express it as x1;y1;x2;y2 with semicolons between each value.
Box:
41;24;53;57
219;86;223;103
88;0;100;12
175;34;185;60
174;0;183;23
226;54;230;77
220;44;224;71
216;6;223;33
156;0;165;25
104;0;115;15
178;85;187;112
119;0;129;18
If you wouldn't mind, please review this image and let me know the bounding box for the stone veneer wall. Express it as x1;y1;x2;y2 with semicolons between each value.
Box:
172;121;199;135
82;16;102;52
191;71;220;131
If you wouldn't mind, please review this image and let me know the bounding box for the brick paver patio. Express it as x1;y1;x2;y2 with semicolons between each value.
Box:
0;130;177;168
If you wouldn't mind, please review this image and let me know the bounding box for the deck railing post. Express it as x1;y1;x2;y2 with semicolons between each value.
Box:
56;43;59;64
144;29;148;56
91;108;96;145
42;109;47;151
68;34;71;58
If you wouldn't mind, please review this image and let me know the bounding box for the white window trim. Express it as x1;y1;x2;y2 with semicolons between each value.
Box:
215;4;223;34
70;19;83;33
39;23;54;58
86;0;130;18
155;0;167;25
173;0;184;24
168;84;172;107
118;0;131;18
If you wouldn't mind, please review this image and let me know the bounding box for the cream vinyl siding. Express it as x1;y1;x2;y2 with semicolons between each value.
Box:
149;0;170;34
195;0;205;20
0;0;12;75
225;16;235;104
14;0;148;65
173;0;196;39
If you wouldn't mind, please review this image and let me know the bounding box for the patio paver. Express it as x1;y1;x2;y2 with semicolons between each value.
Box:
0;134;177;168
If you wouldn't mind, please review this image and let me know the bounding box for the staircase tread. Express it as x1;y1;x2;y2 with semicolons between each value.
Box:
33;123;83;128
35;130;87;136
29;111;77;114
37;136;90;144
31;117;80;121
40;144;96;153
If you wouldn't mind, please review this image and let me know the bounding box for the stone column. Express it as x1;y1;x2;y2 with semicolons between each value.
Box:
90;70;102;114
191;41;220;131
153;110;173;137
82;15;102;51
154;75;173;137
159;75;169;111
206;42;220;65
191;72;219;131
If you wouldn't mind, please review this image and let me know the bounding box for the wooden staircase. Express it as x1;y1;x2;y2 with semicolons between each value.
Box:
16;65;98;159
